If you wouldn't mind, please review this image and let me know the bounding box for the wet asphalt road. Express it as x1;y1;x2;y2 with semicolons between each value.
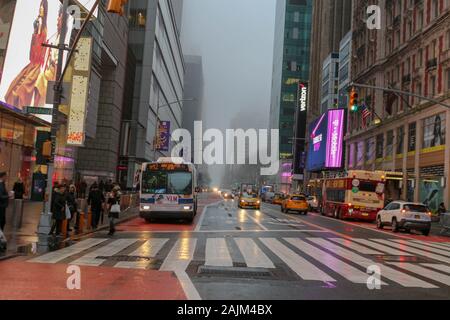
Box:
4;198;450;300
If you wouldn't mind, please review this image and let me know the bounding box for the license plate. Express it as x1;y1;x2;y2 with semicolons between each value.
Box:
415;215;420;219
362;213;369;216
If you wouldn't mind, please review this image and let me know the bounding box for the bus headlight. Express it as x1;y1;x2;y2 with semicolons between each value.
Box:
183;206;192;210
142;205;150;210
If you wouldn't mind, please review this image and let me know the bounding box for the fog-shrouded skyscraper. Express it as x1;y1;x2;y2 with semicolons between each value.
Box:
118;0;185;189
269;0;313;193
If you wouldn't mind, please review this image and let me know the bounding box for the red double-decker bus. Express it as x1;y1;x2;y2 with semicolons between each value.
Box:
321;170;386;222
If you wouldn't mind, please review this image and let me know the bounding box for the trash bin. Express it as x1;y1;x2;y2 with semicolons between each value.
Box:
12;199;24;229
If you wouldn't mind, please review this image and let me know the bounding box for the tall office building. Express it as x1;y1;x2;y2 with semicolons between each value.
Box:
182;55;203;162
269;0;313;193
119;0;185;189
308;0;352;123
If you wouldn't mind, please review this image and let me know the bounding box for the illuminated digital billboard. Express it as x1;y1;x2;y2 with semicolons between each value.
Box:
0;0;74;121
306;109;345;172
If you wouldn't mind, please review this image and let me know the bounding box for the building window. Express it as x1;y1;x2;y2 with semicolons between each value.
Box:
129;9;147;28
432;0;439;19
423;113;446;149
397;126;404;154
386;130;394;157
376;134;384;159
408;122;416;152
430;76;436;97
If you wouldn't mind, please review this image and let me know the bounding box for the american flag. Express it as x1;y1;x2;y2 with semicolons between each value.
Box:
361;105;372;128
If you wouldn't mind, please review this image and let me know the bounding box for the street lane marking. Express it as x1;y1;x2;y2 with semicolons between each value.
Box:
115;238;169;269
371;239;450;264
411;240;450;251
114;229;330;234
389;239;450;257
195;200;223;232
160;238;197;271
29;238;108;264
205;238;233;267
308;238;436;288
260;238;336;282
350;239;414;256
387;263;450;286
328;238;383;255
243;211;268;231
285;238;380;284
159;238;200;300
421;264;450;274
70;239;138;266
234;238;275;269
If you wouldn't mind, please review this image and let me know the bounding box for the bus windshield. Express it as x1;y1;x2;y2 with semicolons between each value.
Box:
142;170;192;195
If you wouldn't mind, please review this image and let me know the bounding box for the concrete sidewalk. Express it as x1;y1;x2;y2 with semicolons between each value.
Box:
0;197;140;259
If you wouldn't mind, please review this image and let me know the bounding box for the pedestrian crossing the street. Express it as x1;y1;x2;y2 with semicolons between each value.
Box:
28;236;450;289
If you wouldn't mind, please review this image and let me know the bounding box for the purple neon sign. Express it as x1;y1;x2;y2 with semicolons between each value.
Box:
325;109;344;168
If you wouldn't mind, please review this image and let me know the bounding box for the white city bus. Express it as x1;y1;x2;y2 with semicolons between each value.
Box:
139;157;198;223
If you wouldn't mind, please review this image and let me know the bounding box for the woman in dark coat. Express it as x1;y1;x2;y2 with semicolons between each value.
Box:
49;185;66;236
88;182;105;229
65;184;77;233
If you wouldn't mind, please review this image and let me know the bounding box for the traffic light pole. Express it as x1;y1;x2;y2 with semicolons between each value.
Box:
350;82;450;110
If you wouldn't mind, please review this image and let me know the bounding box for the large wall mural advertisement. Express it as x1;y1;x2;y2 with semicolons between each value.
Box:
0;0;16;83
0;0;73;120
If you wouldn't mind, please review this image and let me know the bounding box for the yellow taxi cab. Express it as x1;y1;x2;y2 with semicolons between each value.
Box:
281;194;309;215
238;192;261;210
271;193;285;205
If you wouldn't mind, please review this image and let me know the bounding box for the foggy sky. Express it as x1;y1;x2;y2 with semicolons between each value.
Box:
181;0;277;186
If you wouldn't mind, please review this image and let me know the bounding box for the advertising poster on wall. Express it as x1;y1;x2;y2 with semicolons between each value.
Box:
423;113;446;149
0;0;73;121
420;179;443;214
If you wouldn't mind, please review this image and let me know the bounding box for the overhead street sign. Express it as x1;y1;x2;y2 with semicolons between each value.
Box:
26;107;53;115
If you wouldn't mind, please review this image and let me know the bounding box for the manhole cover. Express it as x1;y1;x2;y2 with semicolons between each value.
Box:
197;266;272;278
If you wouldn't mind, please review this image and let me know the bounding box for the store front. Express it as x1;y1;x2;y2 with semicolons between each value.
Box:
0;101;49;197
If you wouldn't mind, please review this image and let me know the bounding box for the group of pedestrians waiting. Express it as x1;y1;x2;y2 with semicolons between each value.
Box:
49;180;122;237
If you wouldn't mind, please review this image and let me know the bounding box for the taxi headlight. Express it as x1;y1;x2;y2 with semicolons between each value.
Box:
142;205;150;210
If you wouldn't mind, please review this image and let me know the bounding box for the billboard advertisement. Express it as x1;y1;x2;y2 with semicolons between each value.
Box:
0;0;73;119
307;109;345;172
293;82;308;176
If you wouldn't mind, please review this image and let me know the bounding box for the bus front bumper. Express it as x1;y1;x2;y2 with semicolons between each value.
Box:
139;205;195;220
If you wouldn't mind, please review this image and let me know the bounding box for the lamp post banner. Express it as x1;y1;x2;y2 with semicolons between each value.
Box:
157;121;171;152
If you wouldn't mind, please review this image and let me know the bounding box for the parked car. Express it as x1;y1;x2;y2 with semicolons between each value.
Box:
376;201;432;236
307;196;319;212
281;194;309;215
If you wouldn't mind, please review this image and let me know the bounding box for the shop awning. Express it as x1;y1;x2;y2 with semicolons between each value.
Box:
0;101;50;127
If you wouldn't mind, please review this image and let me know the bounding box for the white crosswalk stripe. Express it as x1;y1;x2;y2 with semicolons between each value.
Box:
371;239;450;264
285;238;382;284
115;238;169;269
328;238;383;255
389;239;450;257
71;239;138;266
350;238;414;256
387;263;450;286
260;238;336;282
421;264;450;274
234;238;274;268
307;238;437;288
411;240;450;251
205;238;233;267
27;236;450;289
29;238;108;264
160;238;197;271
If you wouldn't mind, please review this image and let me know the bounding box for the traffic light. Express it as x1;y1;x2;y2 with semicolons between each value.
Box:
349;88;359;112
107;0;128;15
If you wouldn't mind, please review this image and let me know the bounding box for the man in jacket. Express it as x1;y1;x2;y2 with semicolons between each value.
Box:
13;177;25;199
88;182;105;229
0;172;9;231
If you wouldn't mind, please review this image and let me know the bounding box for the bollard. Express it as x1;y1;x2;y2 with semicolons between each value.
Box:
79;212;85;232
87;208;92;229
61;219;68;238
